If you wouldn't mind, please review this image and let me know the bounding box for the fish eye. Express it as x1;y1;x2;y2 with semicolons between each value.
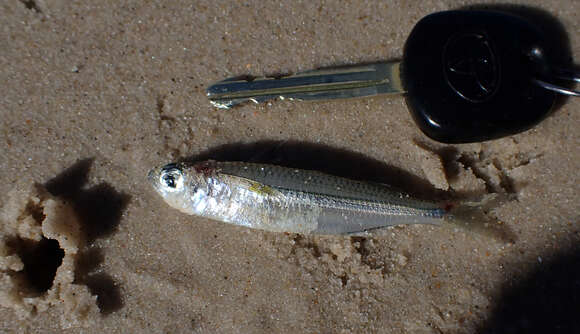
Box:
159;166;183;191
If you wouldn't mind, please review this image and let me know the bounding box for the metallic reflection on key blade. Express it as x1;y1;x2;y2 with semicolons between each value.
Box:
206;62;405;109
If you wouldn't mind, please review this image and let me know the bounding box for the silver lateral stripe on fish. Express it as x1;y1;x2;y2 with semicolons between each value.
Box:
148;160;450;234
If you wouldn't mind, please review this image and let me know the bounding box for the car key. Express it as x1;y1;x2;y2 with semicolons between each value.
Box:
206;10;579;143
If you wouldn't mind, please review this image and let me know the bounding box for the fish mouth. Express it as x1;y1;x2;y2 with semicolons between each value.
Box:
147;167;160;185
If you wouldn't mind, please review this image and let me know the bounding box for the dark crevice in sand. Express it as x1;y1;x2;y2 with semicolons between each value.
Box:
291;235;321;258
44;159;130;314
338;274;349;287
417;139;542;197
19;0;42;13
351;236;400;275
156;95;175;122
456;150;540;195
457;153;496;193
23;200;46;226
433;145;519;195
490;159;516;194
350;236;380;271
6;236;64;295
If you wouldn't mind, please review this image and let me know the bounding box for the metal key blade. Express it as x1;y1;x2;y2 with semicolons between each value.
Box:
206;62;405;109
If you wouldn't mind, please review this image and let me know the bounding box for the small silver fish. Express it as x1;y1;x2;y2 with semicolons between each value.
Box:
147;160;477;234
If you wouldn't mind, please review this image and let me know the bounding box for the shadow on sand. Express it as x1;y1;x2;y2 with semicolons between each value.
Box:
45;159;129;315
478;245;580;333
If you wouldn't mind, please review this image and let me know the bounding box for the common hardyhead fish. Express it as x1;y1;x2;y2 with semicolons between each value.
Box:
148;160;497;235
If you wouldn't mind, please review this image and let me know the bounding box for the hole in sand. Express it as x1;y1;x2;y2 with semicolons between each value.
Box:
7;237;65;295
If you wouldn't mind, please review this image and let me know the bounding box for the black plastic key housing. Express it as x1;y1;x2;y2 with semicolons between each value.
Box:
402;10;556;143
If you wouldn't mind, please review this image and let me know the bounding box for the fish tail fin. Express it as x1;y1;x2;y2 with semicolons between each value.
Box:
442;193;516;242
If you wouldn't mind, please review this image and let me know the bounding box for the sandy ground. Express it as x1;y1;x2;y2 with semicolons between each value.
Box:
0;0;579;333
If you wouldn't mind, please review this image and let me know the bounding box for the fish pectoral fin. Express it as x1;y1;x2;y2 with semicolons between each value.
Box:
248;181;277;196
226;175;284;198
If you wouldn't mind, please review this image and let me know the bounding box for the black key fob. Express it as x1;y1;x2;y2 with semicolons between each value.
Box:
402;10;556;143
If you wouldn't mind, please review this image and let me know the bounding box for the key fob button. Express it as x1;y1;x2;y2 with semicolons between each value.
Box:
402;10;556;143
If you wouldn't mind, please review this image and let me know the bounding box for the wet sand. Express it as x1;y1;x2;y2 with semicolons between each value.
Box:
0;1;579;333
